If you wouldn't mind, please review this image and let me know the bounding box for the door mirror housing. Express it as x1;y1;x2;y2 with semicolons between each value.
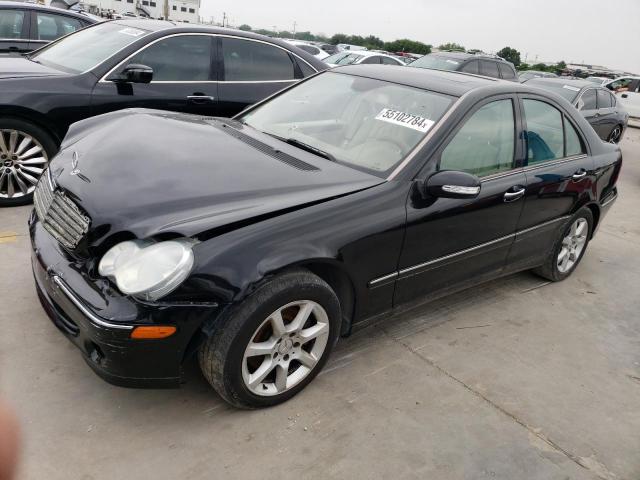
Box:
108;64;153;84
424;170;481;199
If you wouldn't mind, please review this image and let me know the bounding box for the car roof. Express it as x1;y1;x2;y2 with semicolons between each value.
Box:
0;0;95;18
525;77;598;89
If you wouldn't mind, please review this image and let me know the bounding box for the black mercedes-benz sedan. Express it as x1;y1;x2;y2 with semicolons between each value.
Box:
526;78;628;144
0;19;326;206
30;66;621;408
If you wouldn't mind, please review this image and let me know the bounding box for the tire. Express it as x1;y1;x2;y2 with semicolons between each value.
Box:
198;269;341;409
0;118;58;207
608;124;623;144
533;207;594;282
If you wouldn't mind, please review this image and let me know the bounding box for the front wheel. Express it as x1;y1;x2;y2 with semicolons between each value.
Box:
608;125;623;144
199;269;341;408
533;208;593;281
0;119;57;207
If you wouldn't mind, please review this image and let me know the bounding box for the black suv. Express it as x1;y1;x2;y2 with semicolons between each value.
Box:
0;1;96;54
409;52;518;81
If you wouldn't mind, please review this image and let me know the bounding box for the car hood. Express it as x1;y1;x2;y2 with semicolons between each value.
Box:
0;56;67;79
51;109;384;245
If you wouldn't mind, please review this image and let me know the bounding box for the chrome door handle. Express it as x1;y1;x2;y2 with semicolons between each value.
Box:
572;170;587;181
503;187;525;202
187;95;215;103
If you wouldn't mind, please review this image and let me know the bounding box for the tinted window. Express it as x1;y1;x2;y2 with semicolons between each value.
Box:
596;89;613;108
35;13;83;41
578;89;597;110
440;99;515;177
481;61;500;78
381;56;400;65
129;35;212;81
297;58;316;77
296;44;319;55
361;56;381;64
498;63;516;79
222;37;295;81
0;9;25;39
461;60;479;74
409;54;462;71
523;99;563;164
564;117;585;157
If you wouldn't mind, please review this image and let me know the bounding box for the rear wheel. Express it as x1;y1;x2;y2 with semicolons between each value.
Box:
608;125;622;144
199;269;341;408
533;208;593;281
0;119;57;207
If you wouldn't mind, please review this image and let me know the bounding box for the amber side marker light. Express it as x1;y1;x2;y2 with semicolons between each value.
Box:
131;326;177;339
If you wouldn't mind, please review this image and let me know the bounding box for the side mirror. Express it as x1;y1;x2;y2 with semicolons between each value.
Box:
108;64;153;83
424;170;481;199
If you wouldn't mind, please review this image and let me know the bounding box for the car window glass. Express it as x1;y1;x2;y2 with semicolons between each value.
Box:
461;60;479;74
129;35;211;81
498;63;516;79
578;89;597;110
381;56;399;65
36;13;83;41
439;99;515;177
0;9;25;39
361;56;381;64
523;99;563;164
296;58;315;77
222;37;295;81
296;44;318;55
481;61;500;78
596;89;613;108
564;117;585;157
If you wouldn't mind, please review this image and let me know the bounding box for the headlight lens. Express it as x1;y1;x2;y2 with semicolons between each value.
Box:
98;239;195;301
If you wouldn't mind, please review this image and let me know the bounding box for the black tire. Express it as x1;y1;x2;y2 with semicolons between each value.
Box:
0;118;58;207
198;269;341;409
533;207;594;282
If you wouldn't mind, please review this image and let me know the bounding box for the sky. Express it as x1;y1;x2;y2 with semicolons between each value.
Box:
200;0;640;74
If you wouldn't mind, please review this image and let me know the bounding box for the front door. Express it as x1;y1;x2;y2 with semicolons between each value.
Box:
0;8;30;54
507;96;595;270
395;96;526;305
216;36;299;117
91;34;218;117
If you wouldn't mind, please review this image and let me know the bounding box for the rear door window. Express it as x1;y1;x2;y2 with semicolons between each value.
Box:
221;37;296;81
461;60;479;74
523;99;564;163
498;63;516;80
0;9;26;39
361;56;382;64
35;13;83;41
480;60;500;78
578;89;597;110
596;89;613;108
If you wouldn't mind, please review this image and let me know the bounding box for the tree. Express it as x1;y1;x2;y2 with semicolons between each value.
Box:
384;39;431;55
496;47;521;67
555;60;567;73
437;42;465;52
238;24;252;31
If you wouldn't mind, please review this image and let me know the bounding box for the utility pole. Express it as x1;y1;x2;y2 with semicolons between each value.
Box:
293;21;297;37
222;11;227;27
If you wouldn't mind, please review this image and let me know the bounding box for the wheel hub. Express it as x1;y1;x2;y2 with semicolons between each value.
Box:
277;338;294;354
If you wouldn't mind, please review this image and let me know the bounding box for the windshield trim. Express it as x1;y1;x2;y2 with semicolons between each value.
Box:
32;21;152;75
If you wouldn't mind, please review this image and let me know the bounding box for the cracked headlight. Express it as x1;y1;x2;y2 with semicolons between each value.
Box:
98;239;195;301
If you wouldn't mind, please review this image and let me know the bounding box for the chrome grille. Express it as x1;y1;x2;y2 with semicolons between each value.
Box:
33;171;90;249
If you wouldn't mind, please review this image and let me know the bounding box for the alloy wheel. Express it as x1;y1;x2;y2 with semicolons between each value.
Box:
557;218;588;273
609;126;621;144
242;300;330;396
0;129;48;199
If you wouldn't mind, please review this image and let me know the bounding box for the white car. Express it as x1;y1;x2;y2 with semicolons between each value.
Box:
284;40;330;61
585;76;611;86
336;43;367;51
323;50;405;67
606;76;640;123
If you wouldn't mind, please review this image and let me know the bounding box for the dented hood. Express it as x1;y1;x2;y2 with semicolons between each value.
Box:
51;109;384;245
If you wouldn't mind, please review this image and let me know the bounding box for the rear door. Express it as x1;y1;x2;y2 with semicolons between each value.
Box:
576;88;603;137
395;96;527;304
217;36;306;117
0;7;30;54
596;88;617;137
507;95;594;270
91;33;218;117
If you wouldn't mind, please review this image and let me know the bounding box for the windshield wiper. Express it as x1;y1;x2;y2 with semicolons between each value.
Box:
261;132;337;162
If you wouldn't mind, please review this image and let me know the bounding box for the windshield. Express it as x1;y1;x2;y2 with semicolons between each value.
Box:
527;80;582;102
585;77;604;84
409;54;462;71
240;72;454;176
31;22;150;74
324;52;363;65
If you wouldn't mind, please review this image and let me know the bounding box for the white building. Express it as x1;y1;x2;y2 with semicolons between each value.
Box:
75;0;200;23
